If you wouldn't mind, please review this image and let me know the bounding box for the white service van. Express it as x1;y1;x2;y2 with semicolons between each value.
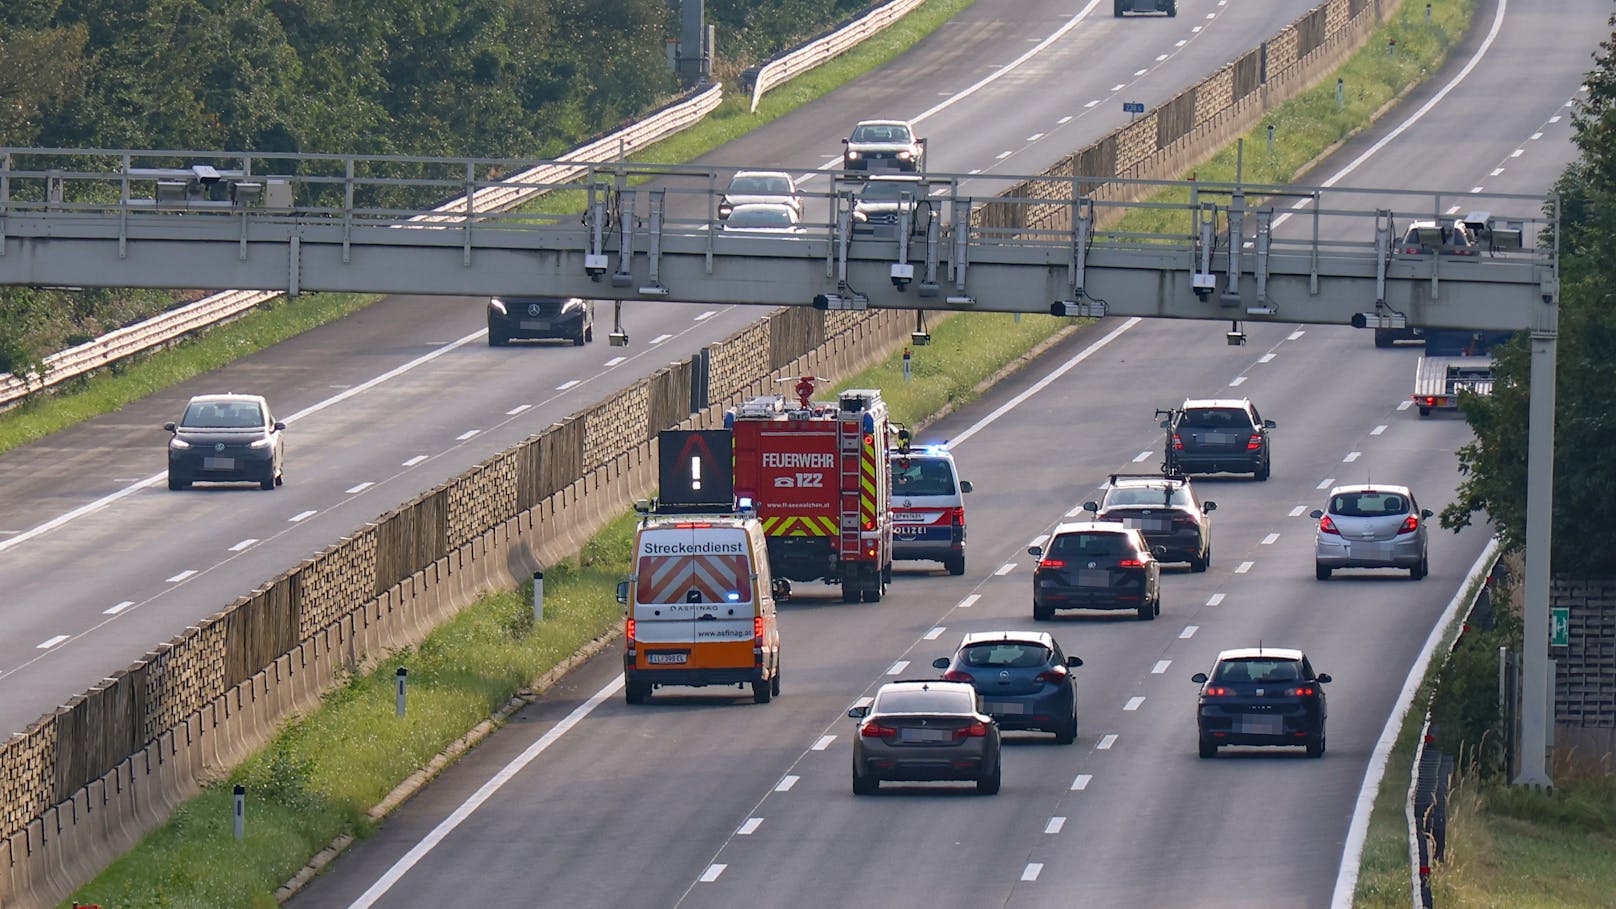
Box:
889;442;972;576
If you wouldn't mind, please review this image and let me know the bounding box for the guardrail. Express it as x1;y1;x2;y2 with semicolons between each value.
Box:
0;83;722;412
748;0;928;113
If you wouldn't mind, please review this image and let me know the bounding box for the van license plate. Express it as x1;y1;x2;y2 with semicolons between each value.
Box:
647;652;688;664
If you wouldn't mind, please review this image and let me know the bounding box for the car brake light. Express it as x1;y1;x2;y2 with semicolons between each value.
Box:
1172;515;1196;528
1172;433;1183;451
953;721;989;739
861;722;897;738
1247;434;1263;450
625;618;636;642
1036;666;1068;683
1319;515;1340;535
950;507;965;526
1203;686;1232;696
1398;514;1420;534
942;670;974;683
673;522;712;529
1286;686;1317;696
1039;558;1066;568
754;616;765;640
1118;558;1144;568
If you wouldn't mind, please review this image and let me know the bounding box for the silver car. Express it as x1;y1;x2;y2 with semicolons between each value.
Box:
1311;484;1431;580
848;680;1001;795
718;171;802;221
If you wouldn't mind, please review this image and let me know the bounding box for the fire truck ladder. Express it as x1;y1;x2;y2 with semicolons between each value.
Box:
839;422;862;560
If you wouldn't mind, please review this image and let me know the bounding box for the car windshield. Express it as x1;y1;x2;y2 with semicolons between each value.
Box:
728;175;791;195
1403;225;1470;249
1329;491;1410;516
860;180;922;202
852;124;910;143
1180;408;1249;429
891;457;955;496
183;400;264;429
1106;485;1191;507
1213;659;1302;684
961;642;1050;669
728;207;793;227
874;687;974;715
1047;532;1129;559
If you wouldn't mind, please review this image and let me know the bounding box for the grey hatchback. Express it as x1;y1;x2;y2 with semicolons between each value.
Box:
1312;483;1431;579
932;631;1083;744
849;680;1001;795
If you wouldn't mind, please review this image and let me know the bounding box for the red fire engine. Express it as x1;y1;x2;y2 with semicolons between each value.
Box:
726;378;895;603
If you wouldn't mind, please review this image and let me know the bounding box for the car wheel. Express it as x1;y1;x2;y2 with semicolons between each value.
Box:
1054;713;1078;745
841;575;861;604
1137;596;1157;621
488;330;508;347
1254;459;1271;481
944;554;965;576
852;766;879;795
1190;546;1209;573
584;324;594;343
1375;329;1394;349
1316;564;1332;580
752;679;772;704
1411;556;1428;580
1033;602;1054;622
1306;733;1326;758
976;760;1001;795
260;468;278;491
1418;406;1432;417
1114;0;1124;16
771;668;781;697
1199;735;1218;758
167;474;190;491
1166;0;1177;15
624;681;651;705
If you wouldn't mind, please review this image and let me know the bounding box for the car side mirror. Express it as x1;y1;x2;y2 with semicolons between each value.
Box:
932;657;950;670
847;704;869;719
1421;509;1433;519
163;421;177;433
1309;509;1324;519
1264;419;1277;429
615;580;630;605
1316;673;1332;684
1082;501;1099;513
1191;672;1209;684
1067;656;1083;668
960;480;973;494
842;138;850;146
274;421;286;431
1027;545;1044;558
1203;501;1217;513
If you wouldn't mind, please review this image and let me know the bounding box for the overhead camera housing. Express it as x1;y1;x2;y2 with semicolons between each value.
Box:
911;331;932;346
584;253;609;279
609;330;630;347
1226;330;1247;346
891;263;914;290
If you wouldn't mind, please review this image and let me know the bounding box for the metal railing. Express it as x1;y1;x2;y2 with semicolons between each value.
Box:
749;0;928;112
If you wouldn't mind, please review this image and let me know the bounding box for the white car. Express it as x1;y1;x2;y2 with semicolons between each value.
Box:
719;171;802;220
719;203;805;234
842;119;926;172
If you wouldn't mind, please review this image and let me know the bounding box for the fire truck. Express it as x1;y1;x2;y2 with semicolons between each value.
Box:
726;378;896;603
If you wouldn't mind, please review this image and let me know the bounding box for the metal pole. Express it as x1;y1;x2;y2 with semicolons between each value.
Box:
233;784;245;840
1515;331;1557;786
396;667;408;718
533;570;545;622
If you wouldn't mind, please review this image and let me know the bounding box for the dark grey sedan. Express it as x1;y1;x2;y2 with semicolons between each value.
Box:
165;394;284;490
849;681;1001;794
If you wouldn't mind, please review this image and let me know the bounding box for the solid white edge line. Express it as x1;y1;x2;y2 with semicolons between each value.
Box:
347;676;623;909
1330;537;1499;909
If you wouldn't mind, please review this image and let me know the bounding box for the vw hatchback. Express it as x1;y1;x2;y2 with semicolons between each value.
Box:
1192;648;1330;758
165;394;284;490
1028;522;1162;621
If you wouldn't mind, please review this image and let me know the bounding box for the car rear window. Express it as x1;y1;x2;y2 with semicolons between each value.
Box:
1180;408;1250;429
1047;531;1130;559
961;643;1050;669
1106;485;1190;507
875;688;974;715
891;457;956;496
1329;492;1410;516
1213;659;1302;683
183;400;263;429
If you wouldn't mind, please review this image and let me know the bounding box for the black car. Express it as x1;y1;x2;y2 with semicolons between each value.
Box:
1192;648;1330;758
932;631;1083;744
1084;473;1215;571
165;393;285;490
849;680;1001;795
1162;398;1275;480
1028;522;1162;621
487;296;593;347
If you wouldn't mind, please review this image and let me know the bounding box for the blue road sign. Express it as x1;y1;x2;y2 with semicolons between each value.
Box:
1122;102;1145;114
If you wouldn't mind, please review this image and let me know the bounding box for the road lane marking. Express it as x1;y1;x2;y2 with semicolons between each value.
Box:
1179;626;1198;639
924;627;945;640
1235;561;1253;574
290;510;317;522
1344;451;1361;462
887;661;909;675
1155;54;1168;62
1290;506;1307;517
1029;534;1049;548
229;539;259;552
1066;503;1087;516
555;380;580;391
1133;450;1153;462
650;334;673;344
1072;774;1092;790
1490;167;1505;176
959;594;980;609
1207;593;1225;606
1058;116;1074;123
506;404;531;415
1471;186;1484;193
1097;734;1118;750
1045;817;1066;834
1262;533;1280;545
1022;864;1043;882
1152;660;1171;674
1124;696;1145;711
1085;99;1101;108
1531;131;1543;140
1318;478;1336;489
1134;69;1148;76
456;430;481;440
775;776;799;792
604;356;626;367
1398;400;1414;411
694;310;716;321
1027;133;1045;142
403;455;428;467
700;865;726;883
1229;376;1248;387
995;563;1016;576
346;482;374;494
1111;83;1126;92
1258;353;1275;363
166;570;198;583
1371;425;1388;436
1287;329;1306;341
812;735;836;751
737;818;763;835
104;601;134;615
36;635;69;649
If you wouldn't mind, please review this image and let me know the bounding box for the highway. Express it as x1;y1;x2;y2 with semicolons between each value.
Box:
274;1;1602;908
0;0;1327;736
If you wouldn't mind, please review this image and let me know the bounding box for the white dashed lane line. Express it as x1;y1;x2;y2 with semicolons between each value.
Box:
737;818;763;835
1229;376;1248;387
1071;774;1092;791
1258;353;1275;363
1085;99;1101;108
887;660;909;675
775;776;799;792
1057;115;1073;124
924;627;946;640
694;311;717;322
506;404;531;415
1152;660;1171;674
1179;625;1198;639
1029;534;1049;549
1287;329;1306;341
1124;696;1145;711
36;635;69;650
346;482;374;494
456;430;480;440
700;865;726;883
650;334;673;344
403;455;428;467
1262;533;1280;545
995;563;1016;576
229;539;258;552
1133;450;1153;462
603;356;626;367
1207;593;1225;606
1235;561;1253;574
1398;400;1414;411
555;380;580;391
1371;425;1388;436
1110;83;1126;91
1344;452;1361;462
1066;503;1086;517
167;569;197;583
959;594;980;609
1097;734;1118;750
812;735;837;751
1026;132;1044;142
1022;864;1043;882
1045;817;1066;834
1317;478;1336;490
290;510;317;522
1289;506;1307;517
104;601;134;615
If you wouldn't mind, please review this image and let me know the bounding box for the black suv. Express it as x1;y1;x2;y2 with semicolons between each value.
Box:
1192;648;1331;758
1162;398;1275;480
1028;523;1162;621
1083;474;1215;571
487;296;593;347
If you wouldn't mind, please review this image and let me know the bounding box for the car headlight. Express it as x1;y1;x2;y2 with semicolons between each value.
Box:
249;437;273;449
489;298;508;315
846;150;861;160
719;201;733;218
170;437;193;450
896;150;913;160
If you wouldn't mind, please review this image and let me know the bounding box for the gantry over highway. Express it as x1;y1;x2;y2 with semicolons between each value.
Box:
0;147;1565;784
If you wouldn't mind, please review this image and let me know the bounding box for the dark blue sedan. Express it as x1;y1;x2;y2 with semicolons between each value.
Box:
933;631;1082;744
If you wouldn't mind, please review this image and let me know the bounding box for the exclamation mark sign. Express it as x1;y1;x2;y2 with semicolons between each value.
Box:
691;456;702;491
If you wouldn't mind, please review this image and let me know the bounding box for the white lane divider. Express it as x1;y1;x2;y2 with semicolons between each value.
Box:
1097;734;1118;750
1134;68;1148;77
996;151;1013;160
1258;353;1275;363
1058;115;1074;124
1398;400;1414;411
1154;54;1168;62
1317;478;1336;490
346;482;374;494
1229;376;1248;387
1235;561;1253;574
604;356;626;367
290;510;317;522
403;455;428;467
650;334;673;344
1289;506;1307;517
1132;450;1153;462
959;594;980;609
1124;696;1145;711
1022;864;1044;882
1344;451;1361;462
694;310;716;321
555;380;580;391
1071;774;1092;791
995;563;1016;576
924;627;946;641
775;775;799;792
700;865;726;883
1045;817;1066;834
1261;533;1280;545
812;735;836;751
1085;99;1101;108
1110;83;1126;91
1152;660;1171;674
166;570;197;583
1026;132;1045;142
1207;593;1225;606
738;818;763;835
887;660;909;675
229;539;258;552
456;430;480;440
1179;626;1198;639
36;635;69;650
1287;329;1306;341
506;404;531;415
1371;425;1388;436
1029;534;1050;549
1066;503;1087;517
104;601;134;615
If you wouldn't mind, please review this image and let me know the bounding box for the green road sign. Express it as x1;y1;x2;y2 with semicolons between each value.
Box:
1550;607;1570;647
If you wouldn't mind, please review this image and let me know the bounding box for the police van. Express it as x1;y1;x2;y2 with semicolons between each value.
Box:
889;436;972;576
618;510;781;705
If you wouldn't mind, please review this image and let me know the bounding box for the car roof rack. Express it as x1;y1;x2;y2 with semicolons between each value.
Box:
1109;472;1186;484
